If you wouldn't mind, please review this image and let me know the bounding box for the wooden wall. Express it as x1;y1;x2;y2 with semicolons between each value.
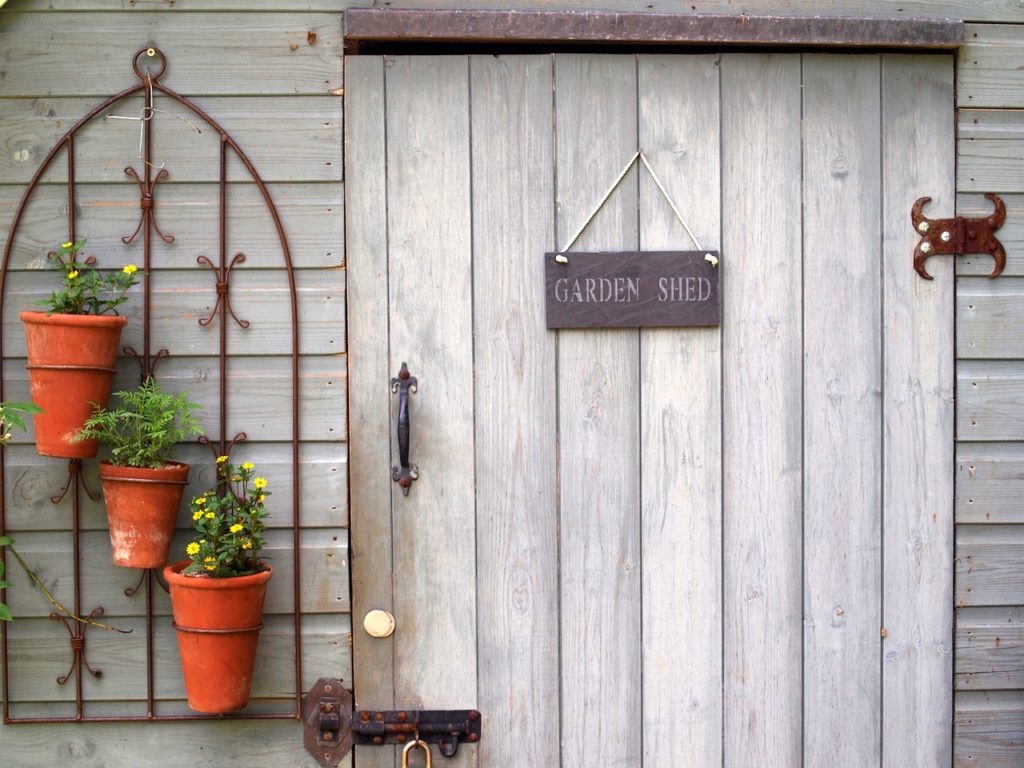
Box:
0;1;1021;766
0;2;347;766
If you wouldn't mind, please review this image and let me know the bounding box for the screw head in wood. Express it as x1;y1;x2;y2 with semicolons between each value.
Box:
941;230;952;242
918;221;930;233
920;242;933;254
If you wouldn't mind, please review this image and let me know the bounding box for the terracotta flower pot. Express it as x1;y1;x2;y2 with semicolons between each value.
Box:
20;311;127;458
164;560;272;714
100;461;189;569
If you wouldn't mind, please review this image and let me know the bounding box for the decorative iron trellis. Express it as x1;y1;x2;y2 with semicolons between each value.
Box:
0;46;303;723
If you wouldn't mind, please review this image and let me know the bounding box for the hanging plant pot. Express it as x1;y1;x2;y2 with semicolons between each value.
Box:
164;560;272;714
20;311;127;458
100;461;189;569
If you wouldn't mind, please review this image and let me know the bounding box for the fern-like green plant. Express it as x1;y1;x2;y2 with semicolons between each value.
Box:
78;377;202;468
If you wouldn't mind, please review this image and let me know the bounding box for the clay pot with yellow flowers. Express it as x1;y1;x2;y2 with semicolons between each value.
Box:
21;239;139;458
164;458;271;714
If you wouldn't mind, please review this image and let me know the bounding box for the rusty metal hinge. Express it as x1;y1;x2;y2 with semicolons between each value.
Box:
303;678;482;766
912;193;1006;280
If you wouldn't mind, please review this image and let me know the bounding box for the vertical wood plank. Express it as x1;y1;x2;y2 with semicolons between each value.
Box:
470;55;560;768
344;56;394;768
881;54;955;768
802;53;883;767
637;54;723;764
721;53;803;768
385;55;478;768
554;54;641;767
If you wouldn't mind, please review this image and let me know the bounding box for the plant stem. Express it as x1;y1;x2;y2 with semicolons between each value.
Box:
6;544;132;634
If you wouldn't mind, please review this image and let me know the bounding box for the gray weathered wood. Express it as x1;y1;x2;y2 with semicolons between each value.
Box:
956;525;1024;607
2;269;343;358
0;182;344;272
385;56;478;768
958;279;1024;358
0;96;341;184
721;53;803;768
957;443;1024;524
956;607;1024;690
637;54;722;767
958;361;1024;442
803;53;883;767
555;54;640;768
0;12;343;97
958;111;1024;193
954;691;1024;767
343;56;396;768
957;193;1024;277
882;53;956;768
957;24;1024;109
470;54;559;768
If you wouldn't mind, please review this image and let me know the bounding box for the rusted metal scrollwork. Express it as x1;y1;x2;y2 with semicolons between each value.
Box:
0;47;302;723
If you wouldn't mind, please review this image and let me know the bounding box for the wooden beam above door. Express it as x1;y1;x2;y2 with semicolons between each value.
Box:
344;9;963;52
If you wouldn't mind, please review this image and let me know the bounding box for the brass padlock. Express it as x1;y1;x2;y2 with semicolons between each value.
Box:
401;739;431;768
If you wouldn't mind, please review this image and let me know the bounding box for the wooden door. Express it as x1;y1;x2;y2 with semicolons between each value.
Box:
345;53;955;767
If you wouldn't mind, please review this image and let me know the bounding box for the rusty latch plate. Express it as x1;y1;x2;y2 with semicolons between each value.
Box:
912;193;1006;280
302;678;353;767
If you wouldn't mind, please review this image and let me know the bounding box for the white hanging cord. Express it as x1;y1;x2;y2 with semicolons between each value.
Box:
104;74;202;172
555;150;711;265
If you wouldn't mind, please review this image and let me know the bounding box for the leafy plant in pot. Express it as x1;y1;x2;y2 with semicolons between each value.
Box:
78;377;201;569
164;457;271;713
21;239;139;458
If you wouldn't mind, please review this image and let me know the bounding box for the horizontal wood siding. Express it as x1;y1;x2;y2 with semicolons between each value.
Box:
956;18;1024;766
0;3;346;766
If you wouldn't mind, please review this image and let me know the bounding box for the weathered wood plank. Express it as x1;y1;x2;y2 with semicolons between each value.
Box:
958;111;1024;193
957;443;1024;524
956;607;1024;691
955;691;1024;767
555;54;640;768
721;53;803;768
0;96;341;184
0;182;344;272
5;613;351;704
957;525;1024;607
958;361;1024;442
0;719;350;768
2;355;347;443
470;55;559;768
958;24;1024;109
3;528;349;618
343;57;395;768
882;53;956;768
637;54;721;767
802;53;883;767
2;268;343;358
2;442;346;531
0;13;343;97
385;56;478;768
957;193;1024;277
958;278;1024;359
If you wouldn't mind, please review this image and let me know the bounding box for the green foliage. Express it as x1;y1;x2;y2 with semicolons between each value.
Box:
0;535;13;622
78;377;202;469
183;458;268;578
0;401;41;445
36;239;139;316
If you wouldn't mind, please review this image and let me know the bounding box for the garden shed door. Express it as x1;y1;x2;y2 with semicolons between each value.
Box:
345;53;955;767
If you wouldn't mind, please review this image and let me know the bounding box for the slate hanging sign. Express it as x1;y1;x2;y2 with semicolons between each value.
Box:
545;250;720;329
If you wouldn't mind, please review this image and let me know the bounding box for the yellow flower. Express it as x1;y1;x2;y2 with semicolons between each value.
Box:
230;523;244;534
205;511;215;519
217;455;228;464
123;264;139;275
203;556;216;571
186;542;200;556
231;475;241;482
257;494;265;503
67;270;80;280
192;510;203;521
242;539;253;550
253;477;267;490
194;496;206;505
241;462;255;471
61;241;73;249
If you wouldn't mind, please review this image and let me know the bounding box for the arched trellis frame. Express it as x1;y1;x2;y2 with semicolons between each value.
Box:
0;47;304;723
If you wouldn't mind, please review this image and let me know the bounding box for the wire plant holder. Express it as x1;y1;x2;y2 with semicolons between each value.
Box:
0;47;303;723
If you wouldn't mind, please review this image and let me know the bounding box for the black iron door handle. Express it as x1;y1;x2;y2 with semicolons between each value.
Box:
391;363;418;496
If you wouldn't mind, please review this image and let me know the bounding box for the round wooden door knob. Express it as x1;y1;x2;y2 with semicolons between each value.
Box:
363;609;396;638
